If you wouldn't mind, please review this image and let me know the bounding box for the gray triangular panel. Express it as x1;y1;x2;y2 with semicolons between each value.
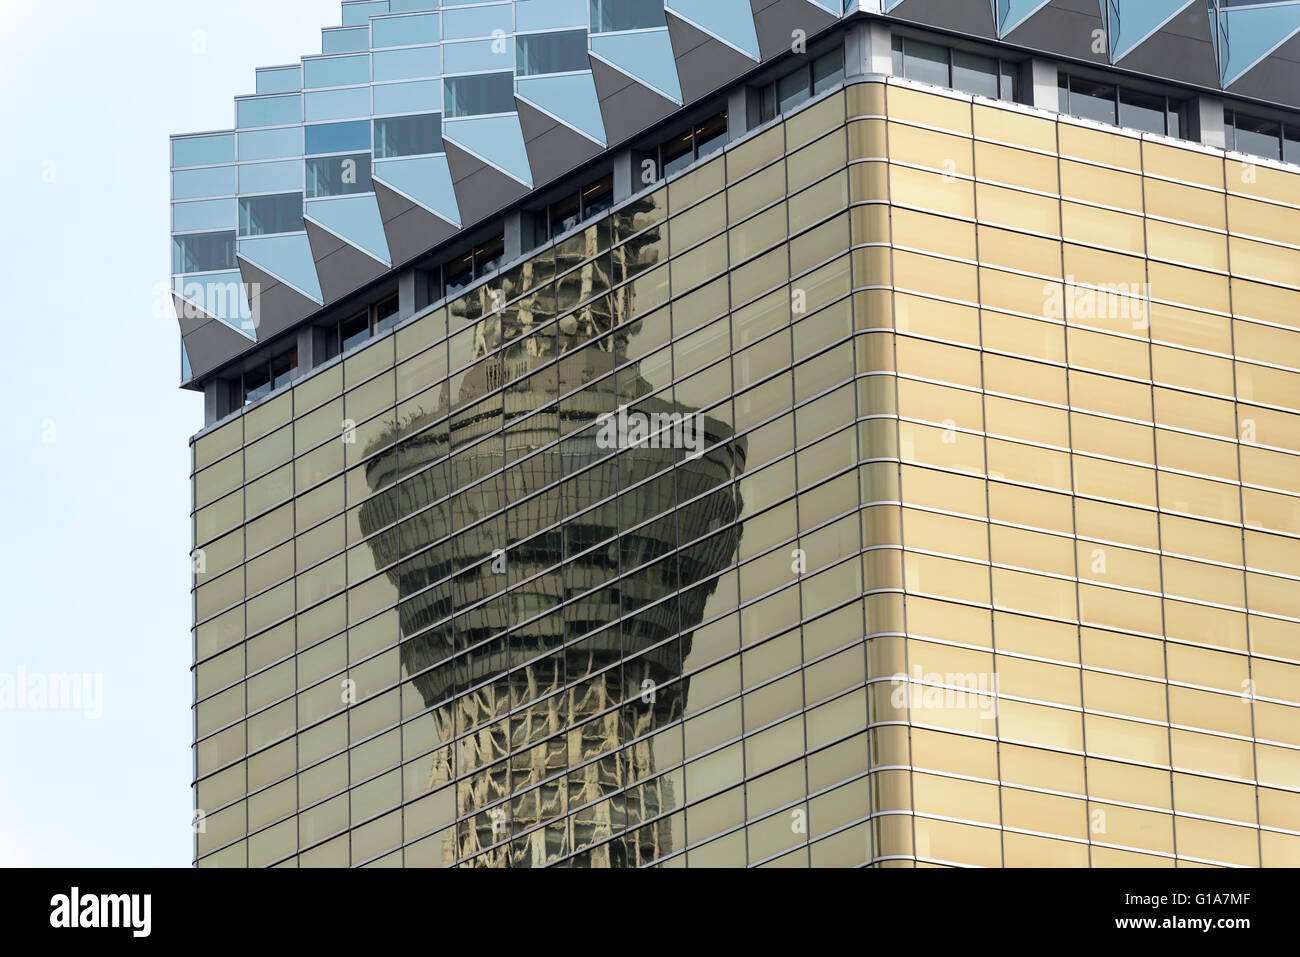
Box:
304;218;389;304
174;293;218;337
1111;2;1217;88
749;0;840;60
443;139;532;226
515;96;605;188
237;256;320;341
1003;0;1108;66
180;312;261;380
373;179;461;267
666;11;759;103
588;54;681;147
884;0;998;40
1225;31;1300;110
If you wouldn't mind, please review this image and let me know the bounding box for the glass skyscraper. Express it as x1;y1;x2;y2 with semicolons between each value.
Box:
182;1;1300;866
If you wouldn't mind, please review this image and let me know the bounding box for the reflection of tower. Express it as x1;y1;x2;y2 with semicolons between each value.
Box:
360;199;746;866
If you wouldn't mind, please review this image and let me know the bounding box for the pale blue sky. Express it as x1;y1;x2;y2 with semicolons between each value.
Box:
0;0;342;867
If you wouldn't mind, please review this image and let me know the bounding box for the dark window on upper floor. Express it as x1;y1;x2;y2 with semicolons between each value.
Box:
1059;73;1187;138
756;47;845;123
644;112;728;183
517;29;590;76
374;113;443;159
441;235;506;299
322;292;403;362
238;192;304;237
533;173;615;247
590;0;665;33
892;36;1018;102
173;230;236;274
240;345;298;406
1225;108;1300;163
340;310;370;353
305;153;373;198
445;73;515;117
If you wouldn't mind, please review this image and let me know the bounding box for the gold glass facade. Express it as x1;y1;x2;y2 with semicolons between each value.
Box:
190;76;1300;867
856;80;1300;867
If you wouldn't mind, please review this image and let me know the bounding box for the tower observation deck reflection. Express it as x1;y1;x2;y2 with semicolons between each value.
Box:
360;198;747;866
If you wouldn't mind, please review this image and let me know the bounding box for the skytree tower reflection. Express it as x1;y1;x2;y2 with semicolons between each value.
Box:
359;196;747;867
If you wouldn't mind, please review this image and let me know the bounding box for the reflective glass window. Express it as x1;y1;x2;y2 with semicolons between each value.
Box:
239;193;304;237
374;113;444;158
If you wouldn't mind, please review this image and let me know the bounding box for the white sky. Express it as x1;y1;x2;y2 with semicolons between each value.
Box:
0;0;344;867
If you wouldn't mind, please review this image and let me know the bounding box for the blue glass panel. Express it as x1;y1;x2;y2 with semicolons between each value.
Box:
443;2;513;39
240;193;305;236
517;0;588;31
517;30;590;75
444;38;515;74
174;272;257;337
322;26;370;53
240;160;303;193
374;78;443;114
373;155;461;223
1110;0;1196;60
237;234;324;302
304;54;370;89
174;198;237;232
375;113;444;157
181;340;192;382
517;73;606;142
374;45;442;81
806;0;843;12
342;0;390;26
306;194;392;264
173;230;237;273
256;67;302;94
666;0;760;59
589;29;683;101
1220;3;1300;85
445;72;516;116
173;133;236;168
443;114;532;184
995;0;1053;35
238;127;303;161
305;120;372;155
590;0;667;32
237;95;302;128
306;153;374;197
306;86;373;121
390;0;441;10
374;12;440;47
173;165;237;199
